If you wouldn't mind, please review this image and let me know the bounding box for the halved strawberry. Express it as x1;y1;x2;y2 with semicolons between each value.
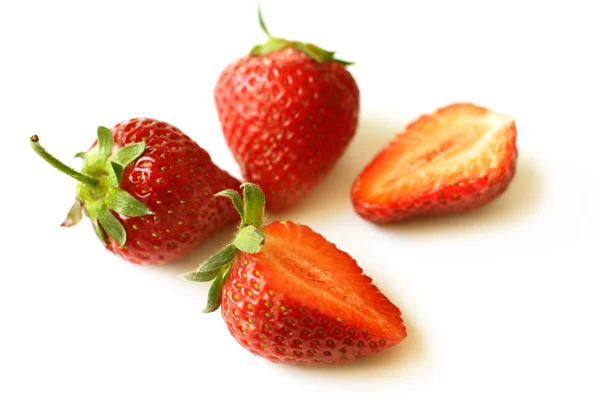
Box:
351;103;518;223
183;183;406;365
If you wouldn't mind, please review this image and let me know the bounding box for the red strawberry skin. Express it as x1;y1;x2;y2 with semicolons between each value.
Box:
214;48;360;212
219;221;406;365
351;103;518;223
102;119;240;265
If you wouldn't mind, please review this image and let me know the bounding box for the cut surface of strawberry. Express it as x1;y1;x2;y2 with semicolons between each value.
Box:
183;183;406;365
352;103;518;223
253;222;405;343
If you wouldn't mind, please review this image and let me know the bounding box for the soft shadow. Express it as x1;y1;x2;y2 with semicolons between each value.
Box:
375;153;544;236
148;223;238;276
281;114;406;222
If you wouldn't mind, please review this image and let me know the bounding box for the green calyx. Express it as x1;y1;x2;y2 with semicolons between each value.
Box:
30;127;153;247
249;3;353;65
181;183;267;313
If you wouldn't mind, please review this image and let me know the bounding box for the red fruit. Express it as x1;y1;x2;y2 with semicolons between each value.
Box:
31;118;241;265
213;8;359;212
351;103;518;223
183;183;406;365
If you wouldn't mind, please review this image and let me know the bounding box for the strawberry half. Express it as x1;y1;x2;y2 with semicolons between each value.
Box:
183;183;406;365
30;118;240;265
351;103;518;223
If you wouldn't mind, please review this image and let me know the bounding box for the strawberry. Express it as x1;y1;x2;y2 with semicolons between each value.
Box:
213;7;360;212
183;183;406;365
30;118;241;265
351;103;518;223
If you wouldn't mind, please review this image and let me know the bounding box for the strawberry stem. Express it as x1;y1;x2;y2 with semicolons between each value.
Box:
249;2;353;65
258;0;271;37
30;135;99;187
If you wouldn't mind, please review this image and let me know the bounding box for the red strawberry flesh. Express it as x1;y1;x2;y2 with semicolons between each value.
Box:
258;222;404;341
352;103;518;222
220;221;406;364
183;182;407;365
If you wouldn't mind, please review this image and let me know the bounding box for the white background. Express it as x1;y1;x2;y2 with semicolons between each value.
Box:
1;0;598;399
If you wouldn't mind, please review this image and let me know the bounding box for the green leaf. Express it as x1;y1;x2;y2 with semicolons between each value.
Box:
203;266;231;313
292;42;354;65
180;268;220;283
233;225;265;254
97;126;114;161
242;182;265;228
105;187;153;217
96;203;126;246
74;151;87;160
60;199;83;227
108;141;146;185
181;244;237;282
299;42;333;63
110;162;124;185
250;37;289;56
109;141;146;167
93;220;107;244
215;189;244;221
331;57;354;66
198;244;237;273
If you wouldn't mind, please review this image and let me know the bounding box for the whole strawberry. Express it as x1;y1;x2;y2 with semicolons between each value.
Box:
351;103;518;223
183;183;406;365
30;118;241;265
214;8;360;212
